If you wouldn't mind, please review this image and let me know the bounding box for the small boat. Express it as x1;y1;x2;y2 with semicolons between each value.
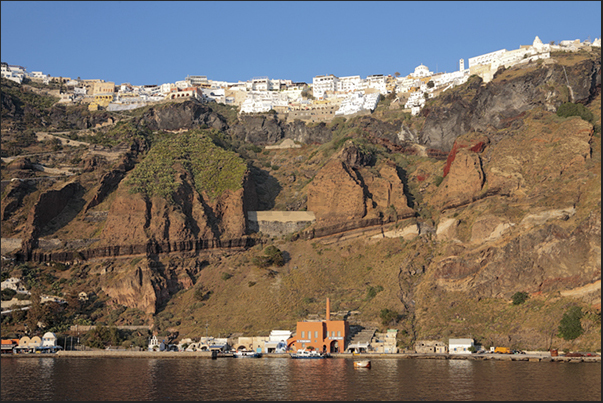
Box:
290;349;329;359
354;360;371;368
234;350;262;358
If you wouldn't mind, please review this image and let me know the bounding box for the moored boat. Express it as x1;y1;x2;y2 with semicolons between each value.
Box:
234;350;262;358
353;360;371;368
289;349;330;359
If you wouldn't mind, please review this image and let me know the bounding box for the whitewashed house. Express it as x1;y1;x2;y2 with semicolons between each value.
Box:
1;277;28;294
264;330;292;353
251;77;269;91
449;338;474;354
174;80;191;90
202;87;225;103
312;74;338;99
336;75;362;93
335;91;380;116
365;74;388;94
42;332;57;347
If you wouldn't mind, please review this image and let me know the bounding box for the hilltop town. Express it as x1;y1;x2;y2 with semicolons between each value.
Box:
2;36;600;120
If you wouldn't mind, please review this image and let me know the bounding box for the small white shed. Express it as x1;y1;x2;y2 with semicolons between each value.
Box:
449;338;474;354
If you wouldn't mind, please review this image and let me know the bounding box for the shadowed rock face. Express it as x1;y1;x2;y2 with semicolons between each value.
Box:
138;101;229;132
24;181;83;241
419;58;601;152
1;179;30;220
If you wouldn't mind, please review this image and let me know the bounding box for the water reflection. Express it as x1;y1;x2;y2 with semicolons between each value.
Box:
1;357;600;401
445;359;475;400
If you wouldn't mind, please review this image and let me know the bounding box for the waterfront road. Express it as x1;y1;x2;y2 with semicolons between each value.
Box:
3;351;599;363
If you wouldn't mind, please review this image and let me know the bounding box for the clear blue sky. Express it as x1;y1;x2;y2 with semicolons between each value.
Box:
1;1;601;86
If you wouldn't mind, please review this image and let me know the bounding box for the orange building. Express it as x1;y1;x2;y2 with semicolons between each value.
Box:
287;298;349;353
1;339;19;354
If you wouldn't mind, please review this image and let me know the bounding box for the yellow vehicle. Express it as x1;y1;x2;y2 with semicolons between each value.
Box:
494;347;512;354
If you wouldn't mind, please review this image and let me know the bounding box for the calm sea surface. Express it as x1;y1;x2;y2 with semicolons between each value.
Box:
1;356;600;401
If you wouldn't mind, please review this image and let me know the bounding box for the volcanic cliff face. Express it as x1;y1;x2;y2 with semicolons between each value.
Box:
1;51;600;348
420;57;601;152
138;101;229;132
307;141;416;226
424;109;599;301
99;167;253;252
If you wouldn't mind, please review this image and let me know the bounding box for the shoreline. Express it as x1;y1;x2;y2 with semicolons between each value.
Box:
2;350;600;363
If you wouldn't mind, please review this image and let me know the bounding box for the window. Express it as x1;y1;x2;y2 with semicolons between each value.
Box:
337;331;341;337
314;331;318;339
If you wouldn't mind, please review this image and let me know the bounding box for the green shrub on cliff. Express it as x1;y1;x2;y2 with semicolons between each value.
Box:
556;102;594;124
125;131;247;202
252;245;285;268
379;308;399;326
511;291;529;305
558;306;584;341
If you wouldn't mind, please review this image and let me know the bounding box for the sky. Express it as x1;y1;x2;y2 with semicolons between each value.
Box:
1;1;601;86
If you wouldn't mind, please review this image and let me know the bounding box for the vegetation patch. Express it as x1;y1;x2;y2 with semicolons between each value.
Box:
124;130;247;202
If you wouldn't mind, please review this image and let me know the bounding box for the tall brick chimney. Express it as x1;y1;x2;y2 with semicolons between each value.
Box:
326;298;330;321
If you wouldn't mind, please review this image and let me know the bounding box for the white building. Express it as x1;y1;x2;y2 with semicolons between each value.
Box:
160;83;174;95
251;77;269;91
396;76;422;93
1;277;28;294
405;90;426;115
202;87;225;103
209;80;237;89
186;75;208;86
42;332;57;347
239;90;288;114
449;338;474;354
336;75;362;93
175;80;191;90
410;64;433;78
1;64;24;84
335;91;380;116
148;335;160;351
468;49;507;69
365;74;388;94
264;330;292;353
30;71;45;79
312;74;338;99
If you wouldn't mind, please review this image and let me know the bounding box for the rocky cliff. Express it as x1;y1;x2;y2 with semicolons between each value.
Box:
1;50;600;349
419;56;601;152
307;141;415;226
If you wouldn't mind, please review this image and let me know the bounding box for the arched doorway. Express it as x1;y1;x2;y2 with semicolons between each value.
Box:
329;340;340;353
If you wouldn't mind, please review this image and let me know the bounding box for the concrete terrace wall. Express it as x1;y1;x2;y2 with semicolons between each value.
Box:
247;211;315;237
